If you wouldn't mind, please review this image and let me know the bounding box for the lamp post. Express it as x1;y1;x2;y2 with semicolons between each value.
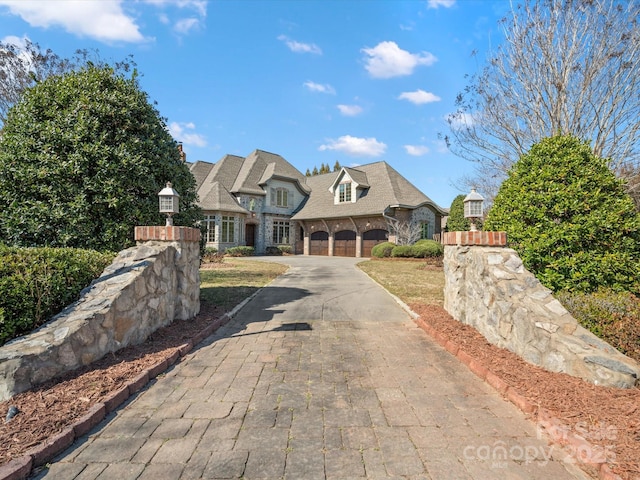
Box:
463;188;484;232
158;182;180;226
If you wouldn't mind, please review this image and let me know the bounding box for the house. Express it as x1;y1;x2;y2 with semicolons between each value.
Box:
188;149;446;257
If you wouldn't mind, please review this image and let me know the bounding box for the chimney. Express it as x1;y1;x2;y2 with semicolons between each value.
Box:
178;143;186;162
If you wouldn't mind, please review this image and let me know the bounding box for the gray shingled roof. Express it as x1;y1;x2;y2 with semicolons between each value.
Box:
199;182;249;214
231;149;310;195
292;161;444;221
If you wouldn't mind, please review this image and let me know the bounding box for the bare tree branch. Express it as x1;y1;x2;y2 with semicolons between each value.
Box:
446;0;640;203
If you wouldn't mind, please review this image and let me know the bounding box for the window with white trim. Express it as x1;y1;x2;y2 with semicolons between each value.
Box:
221;216;235;243
271;187;292;208
204;215;216;243
420;222;433;240
273;220;290;244
338;182;352;203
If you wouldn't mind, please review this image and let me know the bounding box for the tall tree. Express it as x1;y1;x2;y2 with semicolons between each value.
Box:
0;39;71;127
0;64;200;251
444;194;471;232
0;40;136;129
445;0;640;203
333;160;342;172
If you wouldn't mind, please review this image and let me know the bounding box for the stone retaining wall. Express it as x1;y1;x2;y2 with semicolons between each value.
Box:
0;226;200;401
443;231;640;389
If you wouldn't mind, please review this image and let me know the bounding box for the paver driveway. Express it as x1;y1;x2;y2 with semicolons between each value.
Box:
34;256;591;479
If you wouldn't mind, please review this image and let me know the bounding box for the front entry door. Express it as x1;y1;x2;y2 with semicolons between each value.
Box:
246;224;256;247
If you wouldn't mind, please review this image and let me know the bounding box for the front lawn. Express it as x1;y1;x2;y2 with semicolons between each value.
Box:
357;258;444;306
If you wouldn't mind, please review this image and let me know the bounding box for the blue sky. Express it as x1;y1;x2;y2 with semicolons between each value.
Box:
0;0;509;208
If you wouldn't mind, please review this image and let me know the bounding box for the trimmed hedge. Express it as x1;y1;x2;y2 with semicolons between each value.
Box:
225;246;255;257
371;242;395;258
411;239;444;258
390;240;444;258
391;245;414;258
0;246;114;345
557;289;640;363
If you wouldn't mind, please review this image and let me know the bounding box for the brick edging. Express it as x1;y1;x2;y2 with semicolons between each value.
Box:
0;312;233;480
413;315;623;480
442;231;507;247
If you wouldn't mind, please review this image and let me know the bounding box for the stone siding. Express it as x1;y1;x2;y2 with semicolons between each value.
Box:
443;242;640;388
0;227;200;401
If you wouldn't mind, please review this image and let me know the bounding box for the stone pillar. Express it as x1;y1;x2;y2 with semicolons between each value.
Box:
134;226;201;320
355;231;362;258
328;232;335;257
303;230;310;256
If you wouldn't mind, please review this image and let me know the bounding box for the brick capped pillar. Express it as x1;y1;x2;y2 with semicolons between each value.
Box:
442;231;507;247
135;226;201;320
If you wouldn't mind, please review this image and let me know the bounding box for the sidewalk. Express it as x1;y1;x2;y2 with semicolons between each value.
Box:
34;257;592;479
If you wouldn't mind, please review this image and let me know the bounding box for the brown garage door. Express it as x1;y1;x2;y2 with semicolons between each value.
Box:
310;231;328;255
362;229;389;257
334;230;356;257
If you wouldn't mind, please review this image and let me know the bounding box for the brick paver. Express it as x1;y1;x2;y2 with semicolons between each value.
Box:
33;257;593;479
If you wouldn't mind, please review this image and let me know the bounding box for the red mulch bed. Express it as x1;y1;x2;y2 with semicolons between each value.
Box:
1;299;639;479
0;302;224;468
411;303;640;480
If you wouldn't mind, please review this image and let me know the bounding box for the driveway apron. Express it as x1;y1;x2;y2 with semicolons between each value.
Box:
35;256;591;480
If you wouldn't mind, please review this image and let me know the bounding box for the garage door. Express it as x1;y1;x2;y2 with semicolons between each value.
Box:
334;230;356;257
310;231;328;255
362;229;388;257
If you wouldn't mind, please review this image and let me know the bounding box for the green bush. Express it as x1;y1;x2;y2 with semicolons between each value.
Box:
371;242;395;258
485;135;640;294
201;247;223;263
0;247;114;345
411;239;444;258
225;246;254;257
278;245;293;255
265;246;283;256
557;289;640;363
0;64;201;251
391;245;414;257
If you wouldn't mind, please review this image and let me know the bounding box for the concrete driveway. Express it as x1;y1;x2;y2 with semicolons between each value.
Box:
36;255;591;479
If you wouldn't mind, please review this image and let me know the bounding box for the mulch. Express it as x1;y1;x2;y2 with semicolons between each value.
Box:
0;300;638;479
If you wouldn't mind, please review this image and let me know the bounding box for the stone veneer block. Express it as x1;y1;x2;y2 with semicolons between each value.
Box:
0;227;201;401
444;244;640;388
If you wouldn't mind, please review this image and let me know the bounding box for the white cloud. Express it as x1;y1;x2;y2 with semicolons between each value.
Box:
398;89;441;105
427;0;456;8
337;104;363;116
143;0;207;17
0;0;146;43
304;81;336;95
169;122;207;147
278;35;322;55
447;111;477;130
319;135;387;157
174;17;200;34
404;145;430;156
361;41;437;79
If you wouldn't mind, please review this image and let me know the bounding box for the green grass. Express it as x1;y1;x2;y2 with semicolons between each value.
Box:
357;258;444;306
199;259;287;311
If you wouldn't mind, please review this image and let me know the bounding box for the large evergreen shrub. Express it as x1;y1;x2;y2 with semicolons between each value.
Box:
0;65;201;252
485;135;640;293
445;194;471;231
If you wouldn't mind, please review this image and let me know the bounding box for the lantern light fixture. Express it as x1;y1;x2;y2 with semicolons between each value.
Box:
463;188;484;232
158;182;180;226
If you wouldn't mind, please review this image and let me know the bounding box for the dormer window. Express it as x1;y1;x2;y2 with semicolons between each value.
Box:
339;182;352;203
271;187;292;208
